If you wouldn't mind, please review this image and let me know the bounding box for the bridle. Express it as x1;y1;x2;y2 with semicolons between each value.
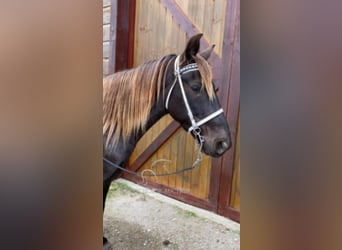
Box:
165;55;224;142
103;55;224;177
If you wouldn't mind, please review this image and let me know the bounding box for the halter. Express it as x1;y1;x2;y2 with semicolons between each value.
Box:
165;56;224;138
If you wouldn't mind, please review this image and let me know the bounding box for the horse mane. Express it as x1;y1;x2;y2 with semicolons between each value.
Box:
103;53;214;147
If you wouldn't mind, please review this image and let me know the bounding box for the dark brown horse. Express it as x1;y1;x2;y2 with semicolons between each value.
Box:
103;34;231;247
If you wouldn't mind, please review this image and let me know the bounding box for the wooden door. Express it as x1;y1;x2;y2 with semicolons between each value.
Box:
114;0;240;221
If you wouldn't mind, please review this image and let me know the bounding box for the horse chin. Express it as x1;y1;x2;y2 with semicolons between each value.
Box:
202;144;220;158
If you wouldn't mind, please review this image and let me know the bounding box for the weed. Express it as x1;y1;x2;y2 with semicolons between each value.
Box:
184;210;197;218
107;181;140;198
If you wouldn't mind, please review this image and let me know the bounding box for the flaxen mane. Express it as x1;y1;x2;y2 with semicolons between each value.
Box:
103;53;214;147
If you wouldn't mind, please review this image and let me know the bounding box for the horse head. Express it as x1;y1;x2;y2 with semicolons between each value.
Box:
166;34;231;157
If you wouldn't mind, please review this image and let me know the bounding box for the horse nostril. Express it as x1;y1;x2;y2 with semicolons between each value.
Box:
215;139;231;155
221;141;228;148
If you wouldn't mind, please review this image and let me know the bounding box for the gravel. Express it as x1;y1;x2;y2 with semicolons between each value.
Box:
103;179;240;250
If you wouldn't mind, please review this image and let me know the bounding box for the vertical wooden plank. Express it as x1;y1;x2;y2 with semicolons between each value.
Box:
182;132;194;194
161;7;172;186
175;130;186;191
169;126;179;188
127;0;136;68
165;25;178;191
199;155;212;199
229;114;240;209
203;0;214;43
217;0;240;221
131;0;148;162
194;0;205;31
170;15;178;53
147;0;156;60
115;0;130;71
164;6;172;54
133;0;140;66
212;0;227;56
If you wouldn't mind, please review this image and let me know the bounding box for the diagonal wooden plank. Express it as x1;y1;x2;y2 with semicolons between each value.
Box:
127;120;180;172
160;0;218;59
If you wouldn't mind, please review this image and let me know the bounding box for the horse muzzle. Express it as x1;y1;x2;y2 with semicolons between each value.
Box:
202;137;231;158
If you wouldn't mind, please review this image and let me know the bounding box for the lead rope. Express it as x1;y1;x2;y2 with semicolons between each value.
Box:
103;133;204;177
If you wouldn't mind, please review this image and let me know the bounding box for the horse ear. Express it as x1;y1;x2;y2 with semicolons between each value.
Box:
199;44;215;60
182;33;203;62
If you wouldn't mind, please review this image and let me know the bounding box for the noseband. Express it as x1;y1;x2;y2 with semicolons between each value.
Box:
165;56;224;141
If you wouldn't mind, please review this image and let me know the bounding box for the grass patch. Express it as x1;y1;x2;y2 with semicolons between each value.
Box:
170;242;179;250
232;229;240;235
108;181;140;197
184;210;197;218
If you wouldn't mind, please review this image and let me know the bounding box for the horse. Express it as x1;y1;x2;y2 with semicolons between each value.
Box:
103;33;231;247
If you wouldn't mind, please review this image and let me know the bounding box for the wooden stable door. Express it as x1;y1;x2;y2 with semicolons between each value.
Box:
115;0;240;221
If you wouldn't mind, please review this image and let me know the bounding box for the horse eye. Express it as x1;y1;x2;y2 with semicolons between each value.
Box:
215;86;220;93
191;85;201;92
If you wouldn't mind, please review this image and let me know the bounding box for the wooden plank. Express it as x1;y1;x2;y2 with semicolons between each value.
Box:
164;5;172;55
175;129;186;192
194;0;205;32
127;0;136;68
130;0;146;161
168;123;178;188
202;0;212;41
124;174;218;212
133;0;142;66
182;132;194;194
218;207;240;223
170;14;178;53
198;155;212;199
229;155;240;209
155;1;169;185
115;0;135;71
212;0;227;56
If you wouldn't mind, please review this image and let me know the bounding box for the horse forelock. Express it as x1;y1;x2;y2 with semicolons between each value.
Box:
194;54;214;100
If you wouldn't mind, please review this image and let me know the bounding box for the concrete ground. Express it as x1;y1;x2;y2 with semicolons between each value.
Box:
103;179;240;250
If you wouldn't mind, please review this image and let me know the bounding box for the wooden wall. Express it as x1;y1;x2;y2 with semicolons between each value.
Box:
129;0;224;200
